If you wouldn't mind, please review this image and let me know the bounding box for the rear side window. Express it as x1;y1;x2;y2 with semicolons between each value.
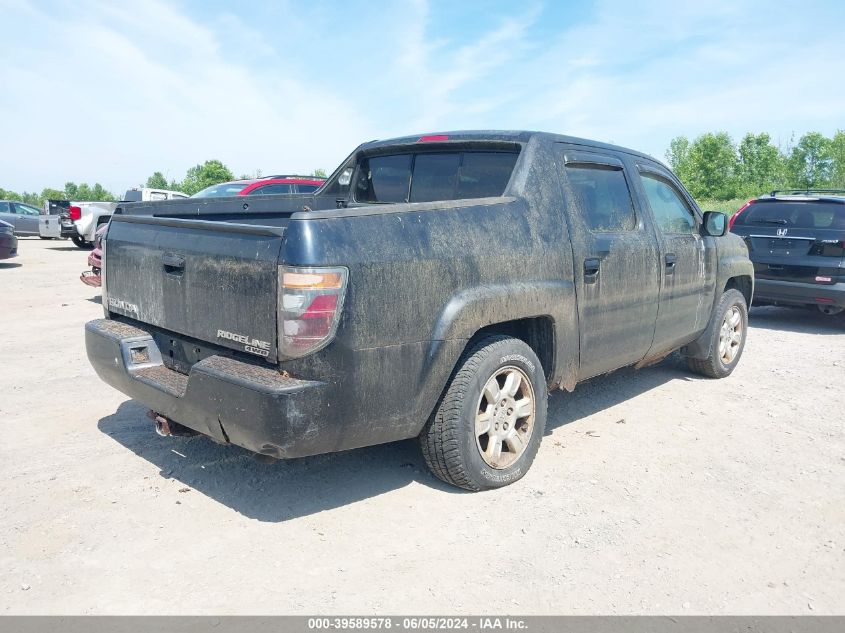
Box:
566;165;637;232
354;151;518;204
457;152;519;199
410;154;460;202
736;202;845;229
639;173;696;234
0;202;11;213
355;155;413;203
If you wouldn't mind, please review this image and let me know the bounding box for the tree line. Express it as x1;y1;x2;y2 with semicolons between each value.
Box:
4;131;844;210
0;161;328;207
666;130;845;202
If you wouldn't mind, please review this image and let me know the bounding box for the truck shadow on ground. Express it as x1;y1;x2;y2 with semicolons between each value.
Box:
46;246;90;252
748;305;845;335
98;358;692;522
0;262;22;269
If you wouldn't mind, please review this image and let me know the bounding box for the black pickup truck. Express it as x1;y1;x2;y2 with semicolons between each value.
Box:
86;131;753;491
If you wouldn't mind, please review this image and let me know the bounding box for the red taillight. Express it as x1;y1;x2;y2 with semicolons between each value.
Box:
278;266;348;358
69;205;82;221
729;200;754;230
417;134;449;143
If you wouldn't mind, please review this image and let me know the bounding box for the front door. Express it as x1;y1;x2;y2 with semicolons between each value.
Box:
633;165;715;355
555;145;661;380
13;203;41;235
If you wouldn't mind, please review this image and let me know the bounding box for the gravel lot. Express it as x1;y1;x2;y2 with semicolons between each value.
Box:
1;237;843;615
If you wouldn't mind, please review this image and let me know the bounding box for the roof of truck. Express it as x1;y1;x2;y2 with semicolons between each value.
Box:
360;130;661;163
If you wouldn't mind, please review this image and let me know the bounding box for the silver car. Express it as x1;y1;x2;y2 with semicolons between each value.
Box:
0;200;42;236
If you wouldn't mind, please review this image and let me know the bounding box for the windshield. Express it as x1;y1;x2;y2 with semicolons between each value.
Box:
191;182;249;198
736;201;845;229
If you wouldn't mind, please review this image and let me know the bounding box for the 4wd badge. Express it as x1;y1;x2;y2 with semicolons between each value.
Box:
776;228;788;236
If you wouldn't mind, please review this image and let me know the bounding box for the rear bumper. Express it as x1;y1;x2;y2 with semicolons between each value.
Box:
753;278;845;308
80;270;101;287
85;319;334;458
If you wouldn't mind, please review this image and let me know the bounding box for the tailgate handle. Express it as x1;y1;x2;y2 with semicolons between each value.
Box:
162;253;185;276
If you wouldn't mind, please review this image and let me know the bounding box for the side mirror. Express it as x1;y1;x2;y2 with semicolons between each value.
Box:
702;211;727;237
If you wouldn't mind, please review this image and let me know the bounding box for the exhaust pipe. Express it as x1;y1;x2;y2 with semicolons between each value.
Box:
148;411;173;436
148;411;196;437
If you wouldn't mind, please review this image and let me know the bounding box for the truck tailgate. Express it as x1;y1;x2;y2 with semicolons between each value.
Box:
104;216;284;363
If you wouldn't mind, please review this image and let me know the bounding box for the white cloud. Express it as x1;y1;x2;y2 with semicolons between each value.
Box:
1;0;843;193
0;0;373;192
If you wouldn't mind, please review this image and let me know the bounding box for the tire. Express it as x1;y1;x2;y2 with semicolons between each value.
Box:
420;335;548;491
686;289;748;379
71;235;92;249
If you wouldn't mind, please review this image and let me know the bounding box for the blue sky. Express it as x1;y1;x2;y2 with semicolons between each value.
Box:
1;0;844;193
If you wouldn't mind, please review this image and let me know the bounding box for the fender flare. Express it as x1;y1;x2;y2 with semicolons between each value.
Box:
422;279;580;393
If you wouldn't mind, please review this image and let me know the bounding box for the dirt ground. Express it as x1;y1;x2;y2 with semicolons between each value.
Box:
1;237;843;615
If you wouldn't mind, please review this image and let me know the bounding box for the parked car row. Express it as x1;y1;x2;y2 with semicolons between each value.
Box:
0;200;44;237
40;187;188;248
1;175;327;269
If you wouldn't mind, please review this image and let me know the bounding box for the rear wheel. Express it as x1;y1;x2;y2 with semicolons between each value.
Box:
686;289;748;378
71;235;93;249
420;335;547;491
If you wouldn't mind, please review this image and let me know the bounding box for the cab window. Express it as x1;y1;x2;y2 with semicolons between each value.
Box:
565;165;637;232
353;151;519;204
639;173;696;234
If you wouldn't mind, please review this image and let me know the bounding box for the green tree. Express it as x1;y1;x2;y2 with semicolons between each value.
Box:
64;182;79;199
179;159;234;195
829;130;845;189
665;136;690;172
0;188;23;201
786;132;833;189
736;133;784;197
145;171;169;189
682;132;739;200
91;183;115;201
311;168;328;178
41;187;65;200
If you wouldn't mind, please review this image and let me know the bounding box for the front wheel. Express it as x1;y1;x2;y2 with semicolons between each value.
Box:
686;289;748;378
71;235;93;249
420;335;547;491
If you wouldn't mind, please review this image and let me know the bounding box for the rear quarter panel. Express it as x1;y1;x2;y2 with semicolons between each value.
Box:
278;140;578;451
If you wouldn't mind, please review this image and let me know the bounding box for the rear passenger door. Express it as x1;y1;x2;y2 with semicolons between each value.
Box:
555;146;661;380
633;164;714;354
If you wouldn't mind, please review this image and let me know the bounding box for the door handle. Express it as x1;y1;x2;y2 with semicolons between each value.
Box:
162;253;185;276
664;253;676;275
584;257;601;284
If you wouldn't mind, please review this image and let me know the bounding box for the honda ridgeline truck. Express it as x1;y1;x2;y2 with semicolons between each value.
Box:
86;131;753;491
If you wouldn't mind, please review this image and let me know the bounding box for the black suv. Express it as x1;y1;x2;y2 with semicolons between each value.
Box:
730;190;845;317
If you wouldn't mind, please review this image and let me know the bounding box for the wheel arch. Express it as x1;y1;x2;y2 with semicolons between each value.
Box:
724;274;753;307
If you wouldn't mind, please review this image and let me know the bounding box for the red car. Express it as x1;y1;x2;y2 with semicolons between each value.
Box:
191;175;325;198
